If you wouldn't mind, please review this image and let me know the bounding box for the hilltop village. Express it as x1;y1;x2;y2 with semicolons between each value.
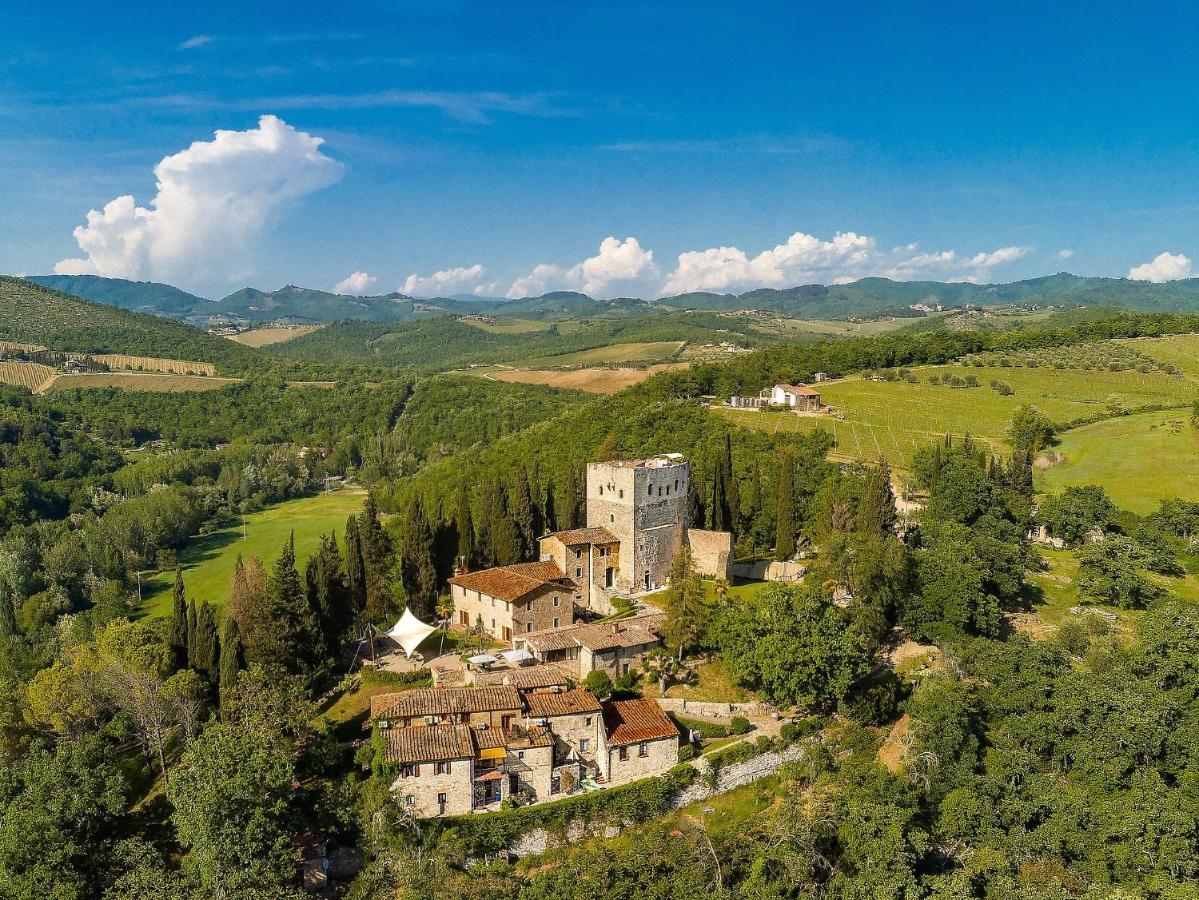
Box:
371;455;736;816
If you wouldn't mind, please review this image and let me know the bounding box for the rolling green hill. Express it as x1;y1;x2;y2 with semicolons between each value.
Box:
26;274;207;316
0;276;265;373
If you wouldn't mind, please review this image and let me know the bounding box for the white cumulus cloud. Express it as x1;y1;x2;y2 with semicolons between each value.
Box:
507;236;658;299
334;271;377;295
1056;248;1075;260
1128;251;1192;283
403;264;491;297
884;245;1030;283
55;115;343;289
662;231;876;295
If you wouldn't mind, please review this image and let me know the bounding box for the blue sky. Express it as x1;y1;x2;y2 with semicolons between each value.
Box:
4;1;1199;298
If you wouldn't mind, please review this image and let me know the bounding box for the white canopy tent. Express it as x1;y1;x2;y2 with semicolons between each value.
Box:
501;648;534;665
387;608;437;659
467;653;498;667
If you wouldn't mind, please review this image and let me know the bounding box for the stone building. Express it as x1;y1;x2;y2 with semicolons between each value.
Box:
447;561;575;641
585;456;690;597
600;699;681;786
370;686;522;729
763;383;822;411
515;615;663;680
372;685;679;816
537;526;622;613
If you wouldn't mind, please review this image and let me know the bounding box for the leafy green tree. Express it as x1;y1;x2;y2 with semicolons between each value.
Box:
774;449;797;560
227;554;272;669
1007;403;1055;455
662;546;709;660
163;668;208;742
1077;537;1165;609
715;582;868;708
584;669;613;700
1036;484;1117;545
266;533;320;673
171;724;297;897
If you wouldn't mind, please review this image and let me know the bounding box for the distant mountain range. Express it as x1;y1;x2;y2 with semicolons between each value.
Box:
25;272;1199;326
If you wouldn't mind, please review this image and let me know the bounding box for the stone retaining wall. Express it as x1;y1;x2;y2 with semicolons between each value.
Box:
656;698;765;719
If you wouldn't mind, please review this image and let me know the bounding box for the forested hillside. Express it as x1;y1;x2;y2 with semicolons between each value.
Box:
26;274;207;316
272;310;771;369
0;277;264;373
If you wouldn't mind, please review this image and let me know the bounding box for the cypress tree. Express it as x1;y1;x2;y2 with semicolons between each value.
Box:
490;484;522;566
543;480;558;534
511;465;535;559
454;484;475;570
344;515;367;613
170;567;188;670
400;496;439;618
358;497;394;625
529;463;544;539
857;460;897;537
269;533;320;673
218;617;244;713
186;599;198;670
687;468;706;529
194;601;219;682
710;457;729;532
563;467;584;529
775;449;797;561
725;434;740;535
306;533;352;658
745;461;762;535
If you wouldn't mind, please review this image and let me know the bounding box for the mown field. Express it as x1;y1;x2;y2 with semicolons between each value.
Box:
459;317;553;334
41;373;240;393
140;490;366;618
227;326;321;347
1038;409;1199;512
717;362;1193;468
479;363;684;394
517;340;686;368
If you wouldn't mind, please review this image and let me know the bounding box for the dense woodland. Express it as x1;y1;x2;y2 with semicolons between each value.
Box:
7;298;1199;897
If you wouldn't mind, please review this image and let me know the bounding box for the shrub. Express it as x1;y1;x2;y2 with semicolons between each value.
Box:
672;715;728;739
839;672;908;726
729;716;751;735
584;670;614;700
677;744;698;763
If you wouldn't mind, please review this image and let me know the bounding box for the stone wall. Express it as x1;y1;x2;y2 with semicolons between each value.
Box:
391;763;474;817
604;735;679;785
686;528;733;579
655;698;765;719
730;560;807;583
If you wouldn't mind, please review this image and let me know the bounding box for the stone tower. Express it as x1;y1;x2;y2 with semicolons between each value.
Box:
585;455;689;594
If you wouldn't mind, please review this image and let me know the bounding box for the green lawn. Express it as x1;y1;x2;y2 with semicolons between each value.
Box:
718;364;1192;469
139;490;366;617
1038;409;1199;513
1121;333;1199;378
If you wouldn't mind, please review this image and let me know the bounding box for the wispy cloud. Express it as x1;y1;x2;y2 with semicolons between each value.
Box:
115;89;575;123
178;34;214;50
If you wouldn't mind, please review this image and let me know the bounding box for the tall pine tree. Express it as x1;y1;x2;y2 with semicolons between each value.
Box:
228;554;273;668
856;460;897;537
358;496;395;624
268;533;320;673
400;496;439;618
186;599;198;670
305;533;352;658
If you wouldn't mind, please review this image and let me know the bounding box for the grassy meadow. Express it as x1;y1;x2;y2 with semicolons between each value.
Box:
718;362;1193;469
228;325;321;347
517;340;686;368
478;363;684;394
1038;409;1199;512
139;490;365;618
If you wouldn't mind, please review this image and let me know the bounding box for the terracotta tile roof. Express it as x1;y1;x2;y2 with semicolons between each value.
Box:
505;725;554;750
490;667;572;690
524;688;603;718
547;526;620;546
777;383;820;396
370;686;522;722
471;726;508;751
523;618;661;654
603;699;680;746
474;768;506;782
381;724;474;763
449;561;568;602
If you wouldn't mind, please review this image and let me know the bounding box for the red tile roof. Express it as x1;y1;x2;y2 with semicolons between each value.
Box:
370;686;522;722
777;383;820;396
522;618;661;654
603;699;680;746
524;688;603;718
449;561;568;602
381;724;474;763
